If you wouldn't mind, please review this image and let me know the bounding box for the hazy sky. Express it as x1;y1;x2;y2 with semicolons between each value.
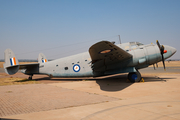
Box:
0;0;180;60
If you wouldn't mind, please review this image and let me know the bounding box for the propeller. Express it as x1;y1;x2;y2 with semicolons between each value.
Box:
156;40;166;71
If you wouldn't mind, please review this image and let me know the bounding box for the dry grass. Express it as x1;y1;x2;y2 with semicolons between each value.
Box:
0;62;4;68
0;77;39;86
149;61;180;67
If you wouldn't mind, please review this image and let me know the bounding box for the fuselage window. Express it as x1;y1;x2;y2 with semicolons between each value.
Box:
56;65;58;67
85;60;87;62
64;67;68;70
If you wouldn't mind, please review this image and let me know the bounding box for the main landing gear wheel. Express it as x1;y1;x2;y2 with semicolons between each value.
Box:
28;75;33;80
128;70;141;83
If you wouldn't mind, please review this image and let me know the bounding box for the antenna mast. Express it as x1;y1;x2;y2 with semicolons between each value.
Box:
118;35;121;44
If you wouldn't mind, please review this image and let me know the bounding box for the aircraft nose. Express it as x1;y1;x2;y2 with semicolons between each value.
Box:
165;45;176;54
171;47;177;55
163;45;177;59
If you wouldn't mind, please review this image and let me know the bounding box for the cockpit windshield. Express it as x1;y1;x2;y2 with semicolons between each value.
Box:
130;42;144;46
136;42;144;46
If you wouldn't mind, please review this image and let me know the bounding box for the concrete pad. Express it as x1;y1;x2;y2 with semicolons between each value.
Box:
82;101;180;120
1;74;180;120
2;100;180;120
0;84;118;117
49;74;180;100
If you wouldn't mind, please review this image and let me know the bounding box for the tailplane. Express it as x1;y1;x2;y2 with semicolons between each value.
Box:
38;53;48;64
4;49;19;75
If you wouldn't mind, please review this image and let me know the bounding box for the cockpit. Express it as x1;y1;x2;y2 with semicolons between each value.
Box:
130;42;144;46
118;42;144;51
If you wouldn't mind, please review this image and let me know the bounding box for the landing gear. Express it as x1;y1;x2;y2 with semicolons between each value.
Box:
128;70;141;83
28;75;33;80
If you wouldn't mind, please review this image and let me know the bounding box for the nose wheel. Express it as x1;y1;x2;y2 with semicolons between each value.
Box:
128;70;141;83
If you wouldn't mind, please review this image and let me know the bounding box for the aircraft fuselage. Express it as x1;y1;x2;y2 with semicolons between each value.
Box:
36;42;176;78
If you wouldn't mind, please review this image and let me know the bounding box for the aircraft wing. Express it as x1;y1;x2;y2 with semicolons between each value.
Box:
19;63;39;69
89;41;132;71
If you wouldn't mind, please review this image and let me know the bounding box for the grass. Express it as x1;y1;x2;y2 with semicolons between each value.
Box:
0;77;39;86
149;61;180;67
0;62;4;68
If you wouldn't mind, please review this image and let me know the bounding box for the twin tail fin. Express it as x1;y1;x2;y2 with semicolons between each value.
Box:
4;49;19;75
38;53;48;64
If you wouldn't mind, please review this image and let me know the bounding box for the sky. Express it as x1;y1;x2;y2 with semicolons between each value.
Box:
0;0;180;60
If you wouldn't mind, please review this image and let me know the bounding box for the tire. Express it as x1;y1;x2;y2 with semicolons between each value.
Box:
28;74;33;80
128;70;141;83
28;76;32;80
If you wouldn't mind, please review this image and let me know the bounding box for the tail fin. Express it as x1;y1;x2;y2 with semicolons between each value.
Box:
38;53;48;64
4;49;19;75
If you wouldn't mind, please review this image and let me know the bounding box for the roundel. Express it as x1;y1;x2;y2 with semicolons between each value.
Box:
73;64;80;72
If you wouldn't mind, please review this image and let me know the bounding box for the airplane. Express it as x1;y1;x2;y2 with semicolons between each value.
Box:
3;40;176;82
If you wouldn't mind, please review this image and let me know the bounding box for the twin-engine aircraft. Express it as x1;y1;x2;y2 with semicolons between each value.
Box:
3;40;176;82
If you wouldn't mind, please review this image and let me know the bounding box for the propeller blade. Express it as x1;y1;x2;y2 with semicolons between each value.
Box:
161;45;166;70
156;40;161;49
162;54;166;71
161;45;165;55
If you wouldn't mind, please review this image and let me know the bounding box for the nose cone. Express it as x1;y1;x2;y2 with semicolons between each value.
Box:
163;45;177;59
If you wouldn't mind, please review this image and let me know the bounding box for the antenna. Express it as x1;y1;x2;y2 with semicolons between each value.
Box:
118;35;121;44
